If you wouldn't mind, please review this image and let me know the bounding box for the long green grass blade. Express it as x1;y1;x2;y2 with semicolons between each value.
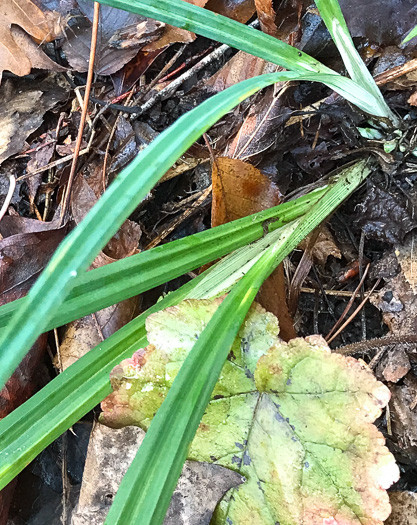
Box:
0;271;206;490
314;0;395;122
0;69;381;391
104;238;283;525
0;72;315;390
0;189;325;332
96;0;332;74
0;160;371;493
402;24;417;44
95;0;388;117
104;159;372;524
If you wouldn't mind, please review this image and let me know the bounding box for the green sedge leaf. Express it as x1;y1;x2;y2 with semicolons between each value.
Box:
102;160;372;525
402;24;417;44
96;0;389;117
314;0;396;123
0;72;319;390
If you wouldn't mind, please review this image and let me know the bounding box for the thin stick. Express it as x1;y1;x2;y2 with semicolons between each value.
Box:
327;278;381;345
336;334;417;356
145;185;212;250
60;2;100;224
0;175;16;223
325;263;370;341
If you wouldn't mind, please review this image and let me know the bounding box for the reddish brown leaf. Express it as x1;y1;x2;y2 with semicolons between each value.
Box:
211;157;295;340
254;0;278;36
205;0;255;23
211;157;281;226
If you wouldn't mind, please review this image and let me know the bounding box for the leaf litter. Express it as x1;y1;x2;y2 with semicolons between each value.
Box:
3;0;417;521
101;298;399;524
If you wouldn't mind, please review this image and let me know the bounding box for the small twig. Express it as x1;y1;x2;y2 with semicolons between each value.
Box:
335;334;417;356
145;185;212;250
325;264;370;341
327;278;380;345
374;58;417;86
130;43;230;119
0;175;16;223
130;20;260;120
16;145;92;182
60;1;100;224
134;45;187;104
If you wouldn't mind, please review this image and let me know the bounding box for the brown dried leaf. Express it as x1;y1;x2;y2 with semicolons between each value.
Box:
205;52;272;92
0;79;66;165
143;0;210;51
211;157;295;340
0;216;65;417
0;0;63;77
254;0;278;35
63;2;165;75
225;86;290;160
205;0;255;23
211;157;281;225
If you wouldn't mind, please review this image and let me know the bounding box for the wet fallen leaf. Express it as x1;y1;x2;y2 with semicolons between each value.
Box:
101;298;399;524
206;52;273;93
0;79;66;165
299;224;342;266
205;0;255;23
356;185;417;245
0;216;65;417
254;0;277;36
56;173;141;370
0;0;64;77
211;157;295;339
71;423;243;525
340;0;417;46
386;491;417;525
62;2;165;75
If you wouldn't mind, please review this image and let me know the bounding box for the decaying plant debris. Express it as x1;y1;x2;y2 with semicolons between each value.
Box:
1;0;417;523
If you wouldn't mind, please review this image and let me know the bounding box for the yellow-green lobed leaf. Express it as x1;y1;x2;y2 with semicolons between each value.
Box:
101;299;399;525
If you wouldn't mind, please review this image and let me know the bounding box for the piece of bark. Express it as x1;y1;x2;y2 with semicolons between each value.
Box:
71;424;243;525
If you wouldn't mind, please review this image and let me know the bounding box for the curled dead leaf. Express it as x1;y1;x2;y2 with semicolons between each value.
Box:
0;0;64;77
